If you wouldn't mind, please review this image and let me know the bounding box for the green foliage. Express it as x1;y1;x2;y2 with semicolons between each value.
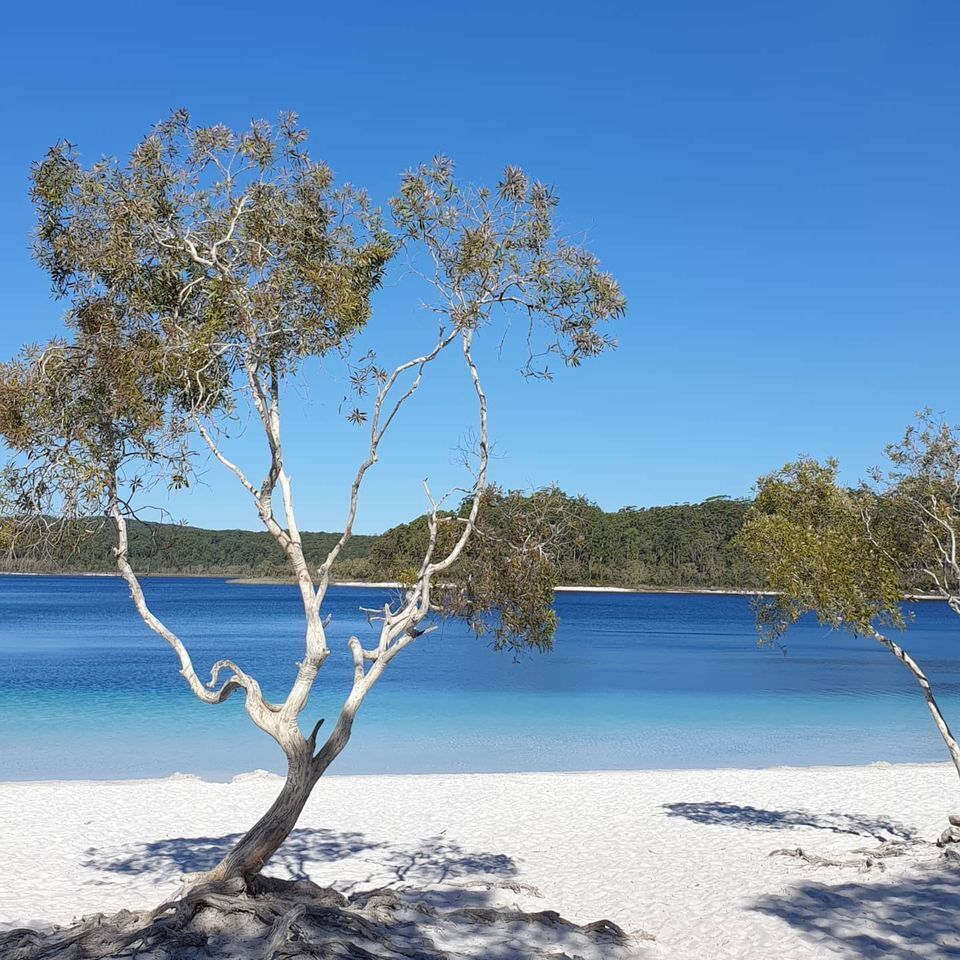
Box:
877;410;960;606
739;459;905;640
0;112;394;543
390;156;623;378
1;111;630;657
0;491;757;592
28;110;393;404
424;487;571;652
741;412;960;645
1;519;376;579
374;490;756;591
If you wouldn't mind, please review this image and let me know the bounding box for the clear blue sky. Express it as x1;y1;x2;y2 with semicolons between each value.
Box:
2;1;959;533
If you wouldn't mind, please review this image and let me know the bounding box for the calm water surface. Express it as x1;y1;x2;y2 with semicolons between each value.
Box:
1;575;958;780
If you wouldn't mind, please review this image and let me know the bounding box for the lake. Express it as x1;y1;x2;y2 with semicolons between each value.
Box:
1;575;958;781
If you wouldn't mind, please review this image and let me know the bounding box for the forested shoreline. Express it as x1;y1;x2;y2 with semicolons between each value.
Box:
0;493;759;590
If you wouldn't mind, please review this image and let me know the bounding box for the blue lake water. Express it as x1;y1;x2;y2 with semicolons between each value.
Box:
1;575;959;781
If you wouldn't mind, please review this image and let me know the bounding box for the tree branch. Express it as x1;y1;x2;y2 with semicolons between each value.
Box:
316;327;458;593
109;497;283;743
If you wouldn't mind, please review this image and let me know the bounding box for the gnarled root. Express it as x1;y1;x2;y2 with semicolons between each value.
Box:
936;814;960;848
769;841;915;873
768;828;960;872
0;875;652;960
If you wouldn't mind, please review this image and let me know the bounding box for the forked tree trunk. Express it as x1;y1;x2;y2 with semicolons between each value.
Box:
202;714;357;884
203;750;327;884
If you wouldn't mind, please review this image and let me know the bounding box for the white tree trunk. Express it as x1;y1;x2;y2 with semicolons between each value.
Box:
871;628;960;782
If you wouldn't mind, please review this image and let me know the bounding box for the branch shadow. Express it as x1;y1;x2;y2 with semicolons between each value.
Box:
73;829;644;958
82;827;518;892
662;802;920;842
752;861;960;959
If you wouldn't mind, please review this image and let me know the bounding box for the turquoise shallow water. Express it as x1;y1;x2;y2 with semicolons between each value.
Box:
1;575;958;780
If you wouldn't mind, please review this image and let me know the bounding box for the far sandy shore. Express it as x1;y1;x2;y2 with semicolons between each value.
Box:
2;763;957;958
7;571;948;600
225;577;777;595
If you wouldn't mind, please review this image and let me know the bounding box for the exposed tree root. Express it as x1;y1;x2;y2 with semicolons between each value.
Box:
769;814;960;875
942;845;960;864
936;814;960;848
766;831;960;875
0;876;652;960
768;840;918;873
454;877;545;897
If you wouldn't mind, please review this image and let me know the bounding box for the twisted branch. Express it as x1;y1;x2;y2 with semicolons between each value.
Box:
110;499;282;742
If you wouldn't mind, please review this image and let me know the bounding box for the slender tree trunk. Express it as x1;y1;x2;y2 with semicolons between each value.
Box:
203;749;327;883
871;628;960;782
202;710;360;884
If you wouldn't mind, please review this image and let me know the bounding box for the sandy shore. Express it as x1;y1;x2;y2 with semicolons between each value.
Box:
9;573;947;601
225;578;770;594
2;763;958;958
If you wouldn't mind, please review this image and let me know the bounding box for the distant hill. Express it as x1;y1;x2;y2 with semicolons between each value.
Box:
372;493;757;590
0;493;758;590
3;521;377;581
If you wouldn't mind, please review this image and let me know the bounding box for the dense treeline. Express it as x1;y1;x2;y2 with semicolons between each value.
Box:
2;493;758;589
372;493;757;589
3;521;376;580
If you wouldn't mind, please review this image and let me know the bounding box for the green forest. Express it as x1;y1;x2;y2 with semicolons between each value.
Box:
1;493;758;590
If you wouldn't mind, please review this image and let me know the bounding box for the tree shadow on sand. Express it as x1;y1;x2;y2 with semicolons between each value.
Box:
83;827;520;893
37;830;650;959
752;860;960;959
662;802;919;842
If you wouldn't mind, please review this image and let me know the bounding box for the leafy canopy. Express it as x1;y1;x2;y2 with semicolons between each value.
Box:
0;111;627;653
878;410;960;609
738;458;904;640
3;113;392;523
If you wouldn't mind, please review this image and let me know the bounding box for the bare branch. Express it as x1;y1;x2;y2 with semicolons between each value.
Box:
317;327;458;590
110;498;283;743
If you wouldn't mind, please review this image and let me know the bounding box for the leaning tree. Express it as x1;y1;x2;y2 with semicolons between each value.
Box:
739;419;960;840
0;112;624;886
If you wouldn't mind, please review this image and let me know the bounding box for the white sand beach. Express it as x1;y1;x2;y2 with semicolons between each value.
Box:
2;763;958;959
